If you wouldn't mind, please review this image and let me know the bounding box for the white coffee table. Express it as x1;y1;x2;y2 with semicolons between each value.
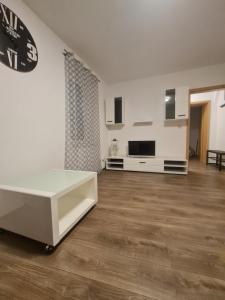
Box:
0;170;97;251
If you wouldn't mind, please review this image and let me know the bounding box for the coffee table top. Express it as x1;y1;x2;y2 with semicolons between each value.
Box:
0;170;96;197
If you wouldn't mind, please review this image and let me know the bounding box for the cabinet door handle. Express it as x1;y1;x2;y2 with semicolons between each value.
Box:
107;120;113;122
178;114;186;117
139;161;146;164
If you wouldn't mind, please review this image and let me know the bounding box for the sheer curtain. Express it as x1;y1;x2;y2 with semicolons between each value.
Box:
64;54;101;172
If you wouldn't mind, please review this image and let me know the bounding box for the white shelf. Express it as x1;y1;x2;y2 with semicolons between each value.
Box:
164;171;188;175
107;156;124;159
107;167;124;171
106;162;123;165
106;157;124;171
106;123;125;126
164;118;188;122
164;164;187;167
58;197;95;236
133;121;153;126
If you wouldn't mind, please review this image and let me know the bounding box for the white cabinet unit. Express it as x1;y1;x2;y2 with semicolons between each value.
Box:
175;87;189;119
0;170;97;249
105;97;124;125
165;87;189;120
106;157;188;175
106;157;124;170
105;98;115;125
124;157;164;173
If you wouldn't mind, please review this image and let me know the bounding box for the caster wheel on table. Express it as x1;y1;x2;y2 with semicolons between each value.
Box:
44;244;55;254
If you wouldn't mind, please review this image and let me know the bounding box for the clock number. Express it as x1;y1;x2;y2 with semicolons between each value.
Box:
0;4;18;30
27;43;38;62
0;3;38;72
7;49;17;70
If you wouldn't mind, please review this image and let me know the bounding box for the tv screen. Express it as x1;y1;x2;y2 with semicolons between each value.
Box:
128;141;155;157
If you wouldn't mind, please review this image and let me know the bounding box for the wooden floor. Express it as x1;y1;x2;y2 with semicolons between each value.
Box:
1;160;225;300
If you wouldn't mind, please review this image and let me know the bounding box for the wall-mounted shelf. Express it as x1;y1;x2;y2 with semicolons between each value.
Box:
133;120;153;126
106;123;125;127
164;119;188;127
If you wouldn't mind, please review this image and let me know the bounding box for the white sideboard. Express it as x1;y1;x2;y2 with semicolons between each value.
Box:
106;157;188;175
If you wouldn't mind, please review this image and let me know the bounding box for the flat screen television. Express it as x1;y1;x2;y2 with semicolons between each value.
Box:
128;140;155;157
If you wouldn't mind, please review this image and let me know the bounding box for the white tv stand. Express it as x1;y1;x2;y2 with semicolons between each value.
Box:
106;156;188;175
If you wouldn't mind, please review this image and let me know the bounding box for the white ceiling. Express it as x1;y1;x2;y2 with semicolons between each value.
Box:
23;0;225;83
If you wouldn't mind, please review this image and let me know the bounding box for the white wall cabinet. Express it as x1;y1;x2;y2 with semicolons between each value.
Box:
105;97;124;125
165;87;189;120
175;87;189;119
105;98;114;125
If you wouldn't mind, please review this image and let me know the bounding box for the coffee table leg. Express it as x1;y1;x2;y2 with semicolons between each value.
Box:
216;154;218;166
206;150;209;165
44;244;55;254
219;154;222;171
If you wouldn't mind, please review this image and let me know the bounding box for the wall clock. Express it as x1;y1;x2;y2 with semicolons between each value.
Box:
0;2;38;72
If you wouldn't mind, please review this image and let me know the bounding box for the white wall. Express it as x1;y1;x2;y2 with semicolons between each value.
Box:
216;90;225;150
106;63;225;158
0;0;107;182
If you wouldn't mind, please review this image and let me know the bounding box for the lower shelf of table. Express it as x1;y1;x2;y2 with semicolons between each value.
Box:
57;177;97;237
58;196;96;236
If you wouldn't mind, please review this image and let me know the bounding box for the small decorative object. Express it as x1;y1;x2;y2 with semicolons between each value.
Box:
110;138;119;156
0;2;38;72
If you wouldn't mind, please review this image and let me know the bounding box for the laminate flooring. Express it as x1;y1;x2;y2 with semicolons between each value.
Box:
0;160;225;299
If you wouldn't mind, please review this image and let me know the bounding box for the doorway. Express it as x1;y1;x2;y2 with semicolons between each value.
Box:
187;84;225;164
189;101;210;163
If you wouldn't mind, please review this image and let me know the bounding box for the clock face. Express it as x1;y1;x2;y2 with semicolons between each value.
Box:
0;2;38;72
